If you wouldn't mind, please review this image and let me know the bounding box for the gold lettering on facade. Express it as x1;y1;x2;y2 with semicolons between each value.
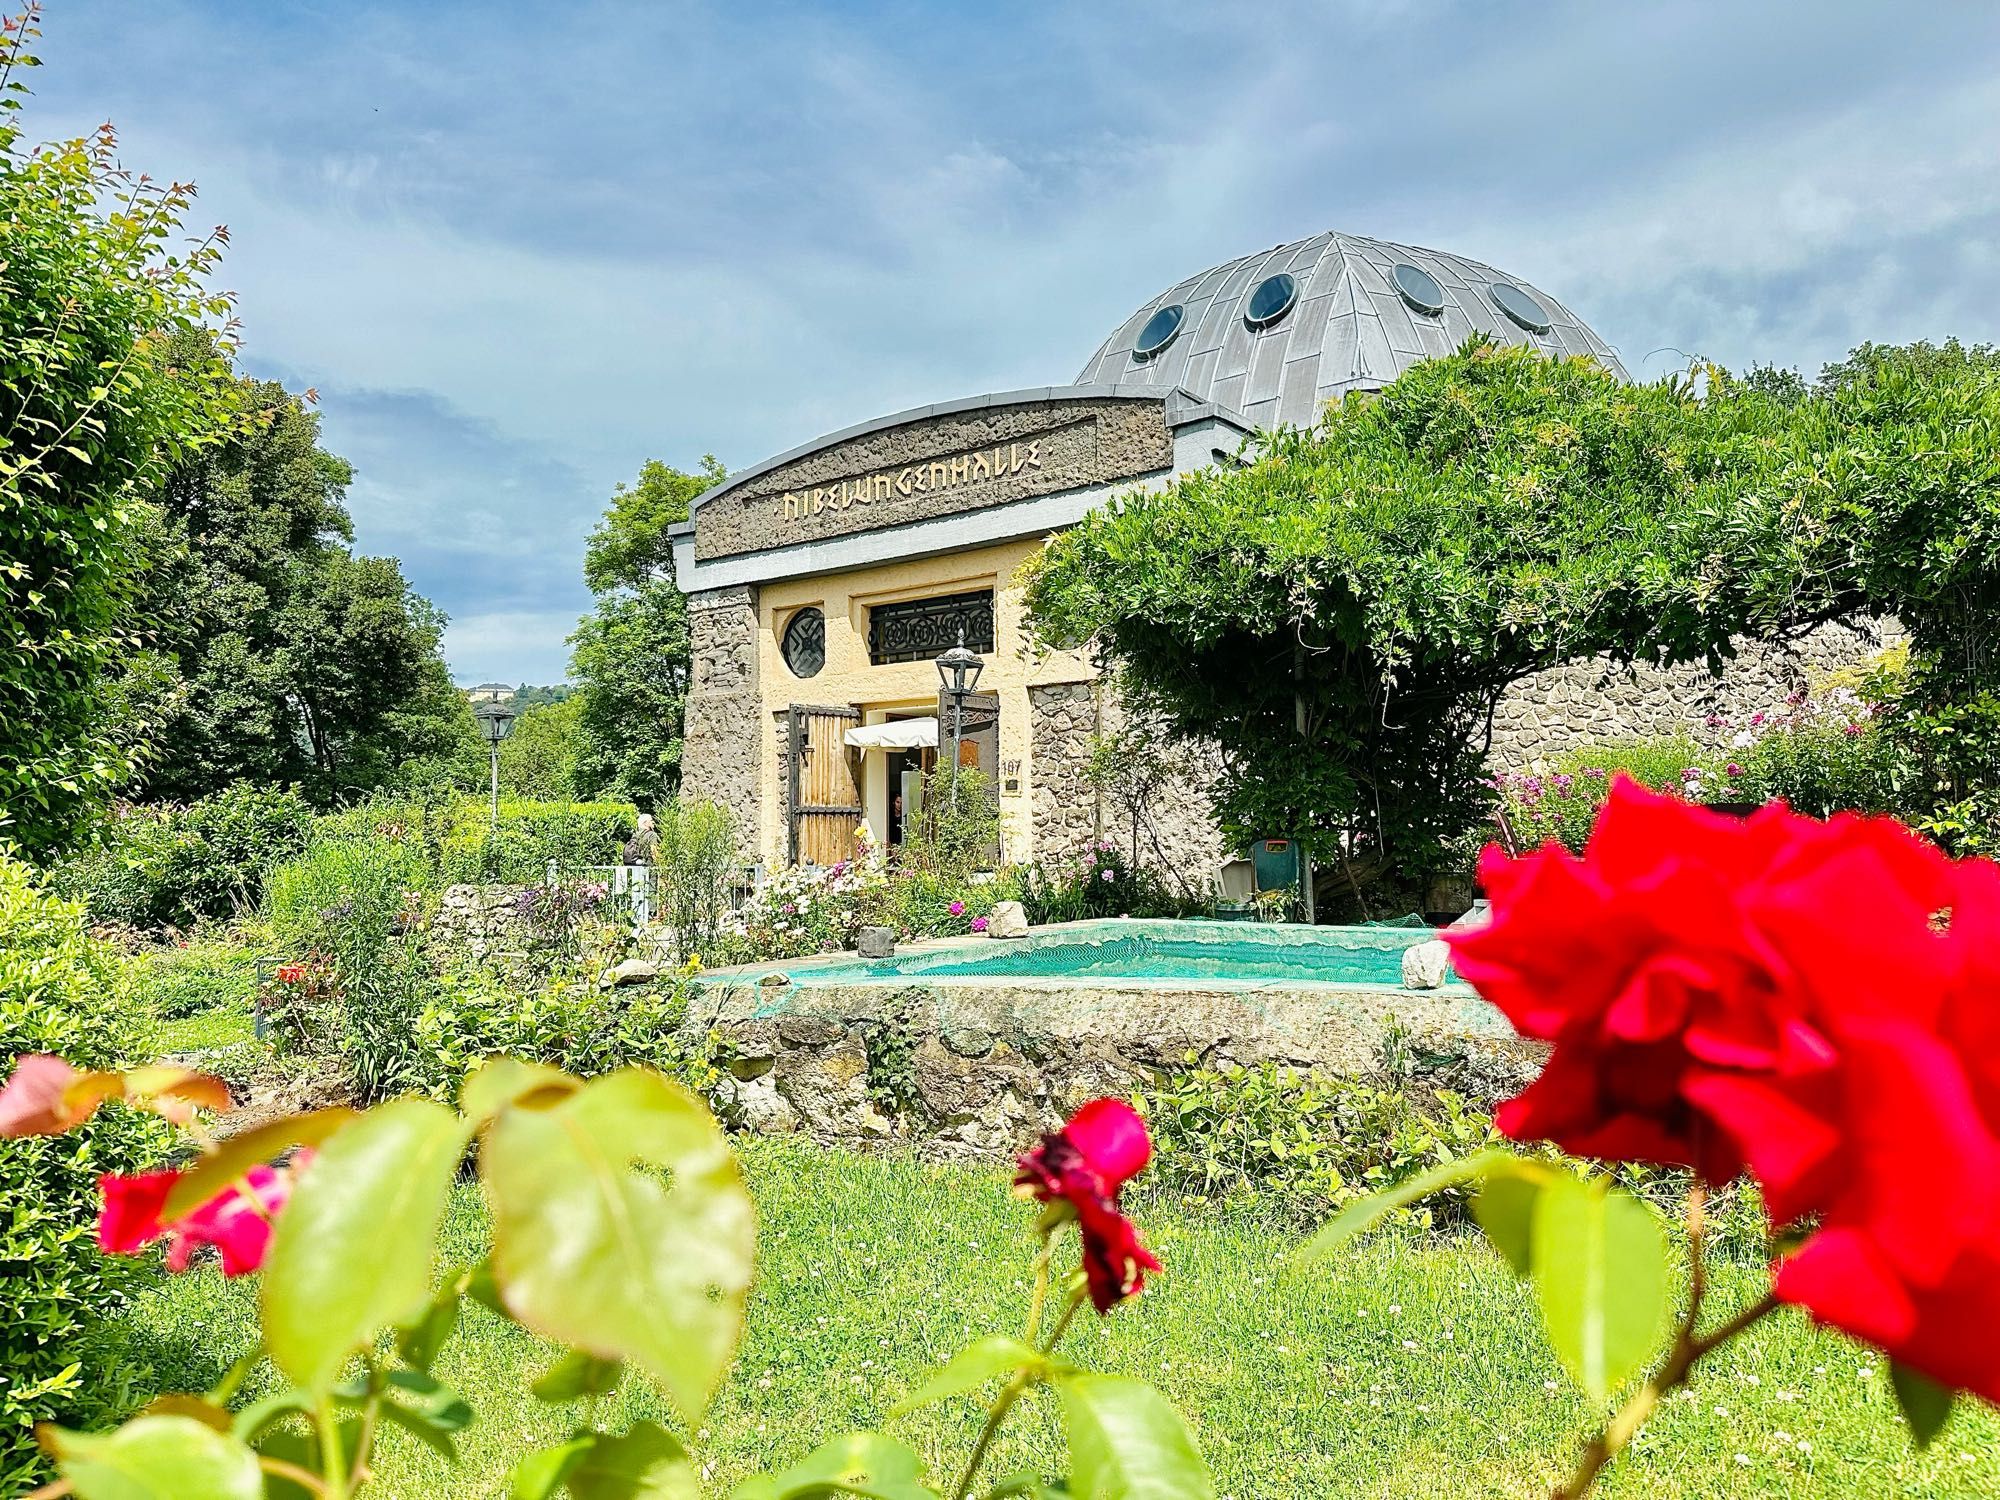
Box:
777;435;1060;525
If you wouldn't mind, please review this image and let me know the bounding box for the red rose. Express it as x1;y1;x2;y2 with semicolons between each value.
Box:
1457;778;2000;1401
98;1158;305;1276
1448;779;1957;1187
1015;1099;1159;1312
1767;857;2000;1400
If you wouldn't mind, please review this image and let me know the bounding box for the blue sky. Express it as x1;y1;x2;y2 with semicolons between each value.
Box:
33;1;2000;683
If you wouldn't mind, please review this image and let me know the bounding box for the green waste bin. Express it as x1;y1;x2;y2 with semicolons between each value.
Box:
1250;838;1298;892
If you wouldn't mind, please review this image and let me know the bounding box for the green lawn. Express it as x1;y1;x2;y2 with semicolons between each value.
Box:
113;1140;1997;1498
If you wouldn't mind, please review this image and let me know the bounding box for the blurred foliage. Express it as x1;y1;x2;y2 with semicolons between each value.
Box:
0;852;171;1486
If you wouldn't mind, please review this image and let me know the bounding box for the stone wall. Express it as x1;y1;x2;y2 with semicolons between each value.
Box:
686;970;1535;1156
1490;616;1903;768
1028;678;1226;891
430;884;530;961
681;585;764;860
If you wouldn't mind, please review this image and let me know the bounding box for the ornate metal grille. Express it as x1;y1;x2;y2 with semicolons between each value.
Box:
869;590;995;665
781;607;825;678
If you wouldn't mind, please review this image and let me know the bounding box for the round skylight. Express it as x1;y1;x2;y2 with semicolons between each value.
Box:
1133;303;1185;358
1489;281;1553;335
1391;262;1446;316
1244;272;1298;328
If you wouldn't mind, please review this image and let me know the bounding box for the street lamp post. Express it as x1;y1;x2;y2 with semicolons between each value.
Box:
473;700;517;832
934;629;985;813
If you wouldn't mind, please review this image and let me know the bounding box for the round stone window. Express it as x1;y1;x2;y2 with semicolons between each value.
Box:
781;607;825;679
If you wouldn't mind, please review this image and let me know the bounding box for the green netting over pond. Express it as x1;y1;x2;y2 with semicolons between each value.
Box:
736;922;1445;989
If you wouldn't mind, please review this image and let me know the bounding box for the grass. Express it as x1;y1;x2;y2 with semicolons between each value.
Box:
109;1139;1998;1499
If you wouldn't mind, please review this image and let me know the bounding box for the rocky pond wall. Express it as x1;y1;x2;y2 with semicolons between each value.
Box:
679;973;1536;1157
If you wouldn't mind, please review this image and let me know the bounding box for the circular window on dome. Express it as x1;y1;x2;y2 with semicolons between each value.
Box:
1391;262;1446;316
1489;281;1552;335
1133;303;1185;358
781;607;825;679
1244;272;1298;328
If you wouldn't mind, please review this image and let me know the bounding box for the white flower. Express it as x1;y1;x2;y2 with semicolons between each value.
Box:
1732;730;1758;748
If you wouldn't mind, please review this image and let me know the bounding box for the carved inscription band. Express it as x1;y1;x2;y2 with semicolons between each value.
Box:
780;440;1044;522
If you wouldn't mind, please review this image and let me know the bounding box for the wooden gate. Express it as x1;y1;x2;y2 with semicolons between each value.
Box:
787;704;862;866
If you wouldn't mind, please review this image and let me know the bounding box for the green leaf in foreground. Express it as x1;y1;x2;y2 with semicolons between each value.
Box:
1891;1362;1956;1448
1298;1148;1506;1261
261;1097;470;1392
891;1335;1043;1415
463;1056;580;1125
162;1106;357;1219
1529;1174;1670;1403
1470;1159;1559;1277
44;1414;262;1500
732;1431;938;1499
533;1350;626;1403
484;1068;754;1423
1056;1373;1213;1500
512;1436;595;1500
569;1422;702;1499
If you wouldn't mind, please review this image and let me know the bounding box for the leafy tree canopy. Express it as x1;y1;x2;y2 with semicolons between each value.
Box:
570;457;726;806
583;455;726;593
498;694;586;800
127;335;475;804
1024;338;2000;900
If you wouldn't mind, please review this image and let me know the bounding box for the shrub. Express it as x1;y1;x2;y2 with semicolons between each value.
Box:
0;854;170;1487
866;866;1023;939
1136;1057;1499;1228
57;785;314;929
437;798;636;884
900;766;1000;877
394;960;727;1115
653;799;737;960
1018;838;1190;924
714;857;887;962
130;940;259;1023
264;836;433;1098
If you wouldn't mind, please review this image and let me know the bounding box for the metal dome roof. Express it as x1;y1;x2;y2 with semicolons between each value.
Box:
1075;229;1628;431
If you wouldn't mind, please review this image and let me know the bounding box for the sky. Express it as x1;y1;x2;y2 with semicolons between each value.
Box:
31;1;2000;683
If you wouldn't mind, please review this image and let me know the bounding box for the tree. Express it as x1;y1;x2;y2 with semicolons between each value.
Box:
0;7;236;853
125;336;474;804
570;457;725;806
1024;341;1830;909
498;694;586;799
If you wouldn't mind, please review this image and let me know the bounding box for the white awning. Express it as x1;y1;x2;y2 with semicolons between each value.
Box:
843;717;938;749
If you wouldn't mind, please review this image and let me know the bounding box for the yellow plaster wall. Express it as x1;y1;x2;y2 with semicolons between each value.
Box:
754;536;1095;866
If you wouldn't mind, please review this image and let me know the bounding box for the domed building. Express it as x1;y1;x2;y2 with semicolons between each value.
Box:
673;230;1628;873
1074;229;1626;428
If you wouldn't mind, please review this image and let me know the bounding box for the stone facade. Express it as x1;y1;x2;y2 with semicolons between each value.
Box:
680;586;764;859
1028;677;1226;892
692;396;1174;561
1490;616;1903;768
